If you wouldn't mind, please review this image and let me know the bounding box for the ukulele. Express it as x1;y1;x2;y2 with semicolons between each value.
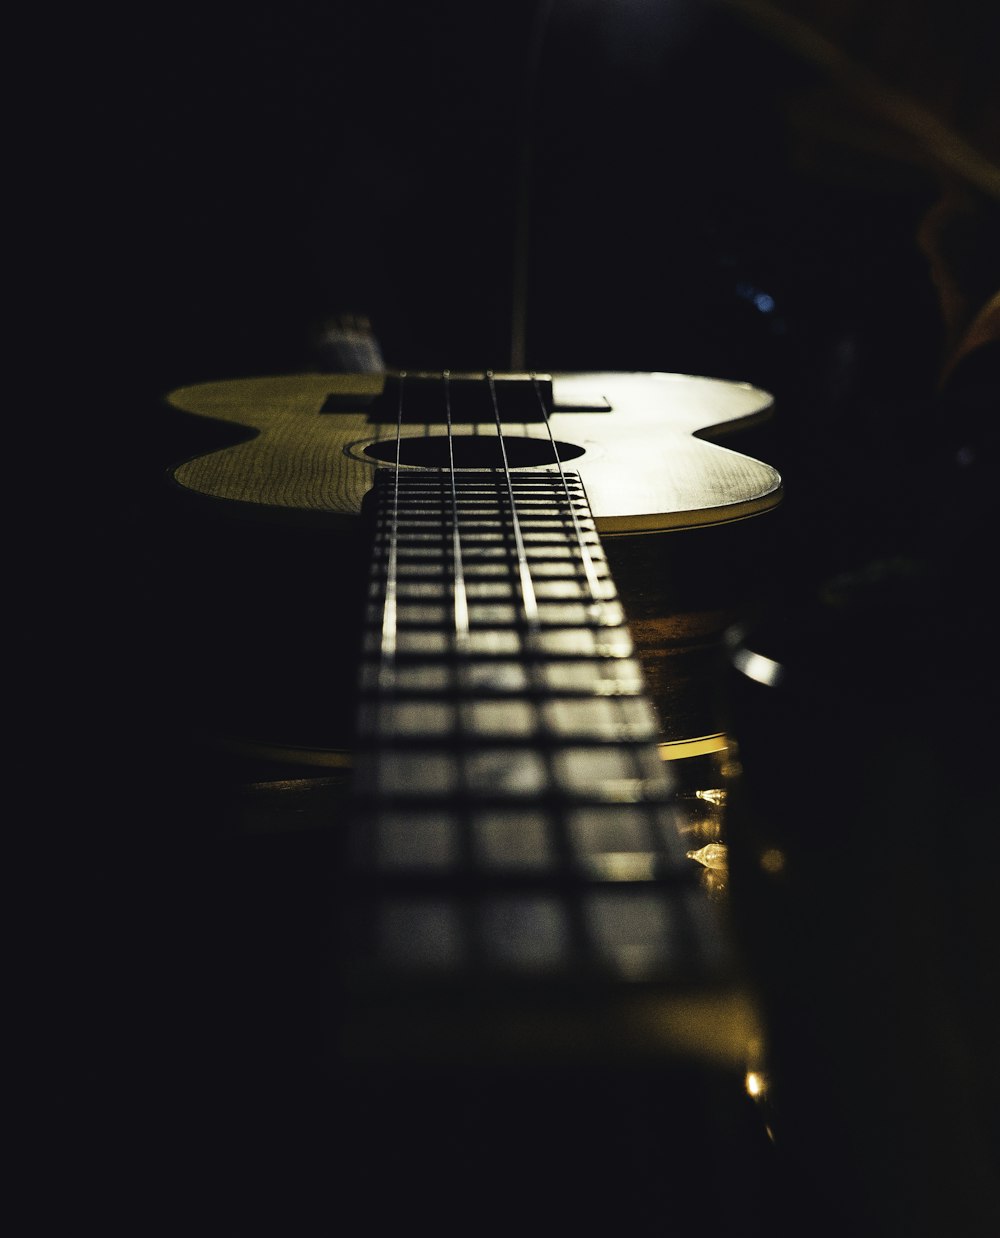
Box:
165;368;781;1068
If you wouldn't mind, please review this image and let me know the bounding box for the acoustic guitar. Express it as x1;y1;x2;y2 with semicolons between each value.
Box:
164;367;782;1074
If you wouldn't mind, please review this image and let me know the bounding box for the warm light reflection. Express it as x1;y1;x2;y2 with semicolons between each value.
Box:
673;787;725;842
658;733;728;761
744;1037;775;1140
686;842;728;871
676;812;723;841
760;847;786;875
628;989;763;1068
695;787;726;806
745;1069;766;1098
700;866;728;901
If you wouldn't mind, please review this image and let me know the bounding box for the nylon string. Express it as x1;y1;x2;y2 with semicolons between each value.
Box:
377;370;405;690
442;371;471;649
486;371;539;630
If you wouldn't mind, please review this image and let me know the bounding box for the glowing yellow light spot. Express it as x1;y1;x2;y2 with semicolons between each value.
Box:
686;842;728;871
745;1070;766;1098
760;847;786;874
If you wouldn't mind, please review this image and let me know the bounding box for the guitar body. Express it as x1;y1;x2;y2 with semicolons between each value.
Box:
153;368;788;1228
165;370;781;761
168;369;779;530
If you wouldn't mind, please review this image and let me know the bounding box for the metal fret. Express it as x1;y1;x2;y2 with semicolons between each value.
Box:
327;350;754;1006
360;472;643;682
344;459;729;984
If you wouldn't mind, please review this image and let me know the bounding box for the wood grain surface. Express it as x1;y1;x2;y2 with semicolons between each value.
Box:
168;371;782;532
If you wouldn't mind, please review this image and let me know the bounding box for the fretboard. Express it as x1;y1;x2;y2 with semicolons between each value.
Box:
339;468;739;1054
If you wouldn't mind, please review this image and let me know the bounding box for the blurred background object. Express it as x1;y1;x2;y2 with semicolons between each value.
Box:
714;4;999;1233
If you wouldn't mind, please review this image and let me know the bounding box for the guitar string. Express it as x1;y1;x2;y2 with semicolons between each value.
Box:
442;370;471;649
529;374;604;606
377;368;405;692
381;372;603;676
487;371;597;957
484;371;560;838
379;373;657;879
486;370;540;631
441;374;476;878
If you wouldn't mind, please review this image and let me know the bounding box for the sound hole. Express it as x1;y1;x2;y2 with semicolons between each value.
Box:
363;435;585;468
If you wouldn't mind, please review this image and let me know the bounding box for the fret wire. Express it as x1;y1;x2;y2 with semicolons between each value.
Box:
443;371;471;649
378;370;406;691
530;374;604;604
486;371;539;630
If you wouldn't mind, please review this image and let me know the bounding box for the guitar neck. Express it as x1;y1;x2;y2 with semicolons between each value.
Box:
337;468;750;1063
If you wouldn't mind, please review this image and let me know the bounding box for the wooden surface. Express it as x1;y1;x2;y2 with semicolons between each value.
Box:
167;371;782;532
163;370;782;758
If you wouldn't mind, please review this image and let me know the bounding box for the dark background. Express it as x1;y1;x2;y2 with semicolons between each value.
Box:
79;0;967;431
